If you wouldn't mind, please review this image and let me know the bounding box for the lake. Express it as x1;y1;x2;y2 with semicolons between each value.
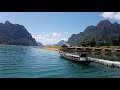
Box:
0;45;120;78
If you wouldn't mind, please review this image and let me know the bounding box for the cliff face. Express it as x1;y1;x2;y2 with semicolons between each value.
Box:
0;21;37;46
66;20;120;45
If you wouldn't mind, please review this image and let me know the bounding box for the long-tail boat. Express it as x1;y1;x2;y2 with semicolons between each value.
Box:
59;50;92;64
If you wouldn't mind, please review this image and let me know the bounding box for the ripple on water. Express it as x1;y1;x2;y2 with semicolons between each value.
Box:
0;45;120;78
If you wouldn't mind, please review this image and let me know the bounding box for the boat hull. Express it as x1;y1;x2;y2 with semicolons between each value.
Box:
59;51;92;64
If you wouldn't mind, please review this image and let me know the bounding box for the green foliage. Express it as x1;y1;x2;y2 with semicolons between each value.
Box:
99;41;108;46
80;38;96;47
90;38;96;47
118;34;120;45
111;39;119;46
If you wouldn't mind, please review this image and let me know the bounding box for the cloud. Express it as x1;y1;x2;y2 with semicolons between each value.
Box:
101;12;120;20
60;38;68;41
32;32;67;45
52;32;61;37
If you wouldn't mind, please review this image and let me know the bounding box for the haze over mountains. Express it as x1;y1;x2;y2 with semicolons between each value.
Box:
66;20;120;46
0;21;38;46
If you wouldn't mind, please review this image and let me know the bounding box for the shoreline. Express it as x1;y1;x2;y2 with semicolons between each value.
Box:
40;46;60;52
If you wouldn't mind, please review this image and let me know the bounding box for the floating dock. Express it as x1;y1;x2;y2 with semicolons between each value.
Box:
88;57;120;68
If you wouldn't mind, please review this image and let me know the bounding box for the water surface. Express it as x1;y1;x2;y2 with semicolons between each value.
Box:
0;45;120;78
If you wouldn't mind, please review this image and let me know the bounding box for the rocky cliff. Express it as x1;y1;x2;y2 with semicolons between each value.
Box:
0;21;37;46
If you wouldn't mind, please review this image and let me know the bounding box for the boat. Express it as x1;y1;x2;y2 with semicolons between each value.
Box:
59;51;92;64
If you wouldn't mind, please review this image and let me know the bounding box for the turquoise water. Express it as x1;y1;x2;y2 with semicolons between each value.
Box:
0;45;120;78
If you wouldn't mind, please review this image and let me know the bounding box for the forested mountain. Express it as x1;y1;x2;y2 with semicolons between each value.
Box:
67;20;120;46
0;21;37;46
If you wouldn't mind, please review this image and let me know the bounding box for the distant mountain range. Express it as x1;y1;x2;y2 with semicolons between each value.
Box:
55;40;66;45
45;40;66;46
66;20;120;46
0;21;38;46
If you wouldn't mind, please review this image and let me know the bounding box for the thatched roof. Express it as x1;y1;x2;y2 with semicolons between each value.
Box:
115;49;120;52
68;47;75;49
95;48;102;50
104;48;112;51
85;47;92;50
76;46;84;48
76;47;84;49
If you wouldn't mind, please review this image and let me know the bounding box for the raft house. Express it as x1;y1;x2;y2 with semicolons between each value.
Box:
94;48;102;52
104;48;112;55
60;44;70;52
115;48;120;55
76;47;84;52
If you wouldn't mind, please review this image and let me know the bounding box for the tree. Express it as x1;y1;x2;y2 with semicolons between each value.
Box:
90;38;96;47
80;38;96;47
80;39;87;47
118;34;120;45
111;39;118;46
99;40;108;46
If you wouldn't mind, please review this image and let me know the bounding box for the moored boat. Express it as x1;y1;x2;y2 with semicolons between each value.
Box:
59;50;92;64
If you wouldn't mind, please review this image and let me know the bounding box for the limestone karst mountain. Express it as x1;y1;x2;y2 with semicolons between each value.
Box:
66;20;120;46
0;21;37;46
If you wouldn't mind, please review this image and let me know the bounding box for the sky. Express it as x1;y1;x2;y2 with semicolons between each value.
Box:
0;12;120;45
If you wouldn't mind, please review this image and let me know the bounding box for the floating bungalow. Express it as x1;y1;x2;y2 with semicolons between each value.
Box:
104;48;112;55
104;48;112;52
94;48;102;52
84;47;92;52
76;47;84;52
115;48;120;55
61;44;70;51
67;47;76;52
115;49;120;52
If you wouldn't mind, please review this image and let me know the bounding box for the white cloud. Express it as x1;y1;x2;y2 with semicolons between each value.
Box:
32;32;67;45
60;38;68;41
52;32;61;37
101;12;120;20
